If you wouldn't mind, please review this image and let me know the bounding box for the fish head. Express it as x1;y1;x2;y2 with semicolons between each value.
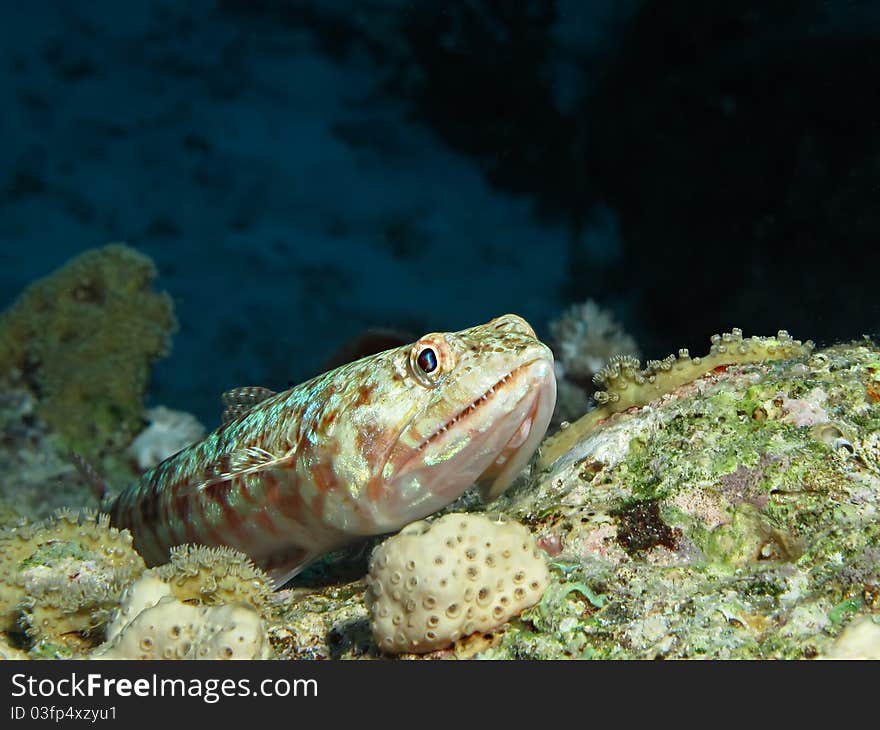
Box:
336;313;556;531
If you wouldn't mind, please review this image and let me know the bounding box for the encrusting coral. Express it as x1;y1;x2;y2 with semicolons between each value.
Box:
153;543;274;616
89;544;275;659
0;244;176;457
549;299;640;386
548;300;640;426
475;336;880;658
0;509;145;646
539;328;815;468
0;504;274;658
91;573;271;660
366;513;549;654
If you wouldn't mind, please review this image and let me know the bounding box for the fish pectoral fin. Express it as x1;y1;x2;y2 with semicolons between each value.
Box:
229;446;283;472
221;386;277;424
197;446;295;492
264;546;317;589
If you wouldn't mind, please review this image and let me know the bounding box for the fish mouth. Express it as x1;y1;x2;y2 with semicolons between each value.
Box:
369;354;554;528
414;359;541;452
475;372;553;501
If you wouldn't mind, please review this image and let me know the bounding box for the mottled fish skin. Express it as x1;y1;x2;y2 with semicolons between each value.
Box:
109;314;556;587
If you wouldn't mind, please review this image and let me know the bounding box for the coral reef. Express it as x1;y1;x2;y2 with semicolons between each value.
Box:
366;513;548;654
0;244;176;457
549;299;640;387
478;337;880;658
0;387;72;525
269;583;372;660
0;319;877;661
548;299;640;426
92;574;271;660
154;544;273;616
266;335;880;659
127;406;205;470
0;385;113;522
540;328;814;468
0;509;145;650
0;517;273;658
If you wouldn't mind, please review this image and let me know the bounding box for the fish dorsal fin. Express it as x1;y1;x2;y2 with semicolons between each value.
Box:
221;386;277;424
197;445;296;492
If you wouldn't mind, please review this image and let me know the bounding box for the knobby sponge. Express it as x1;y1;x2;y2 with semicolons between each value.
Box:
366;513;549;654
93;574;271;660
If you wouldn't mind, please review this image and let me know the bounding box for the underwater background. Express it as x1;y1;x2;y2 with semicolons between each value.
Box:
3;0;877;425
2;0;880;662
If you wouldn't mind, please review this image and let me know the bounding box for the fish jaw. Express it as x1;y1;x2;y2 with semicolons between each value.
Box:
476;356;556;500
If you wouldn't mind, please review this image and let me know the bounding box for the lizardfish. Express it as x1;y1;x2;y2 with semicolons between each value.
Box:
108;314;556;587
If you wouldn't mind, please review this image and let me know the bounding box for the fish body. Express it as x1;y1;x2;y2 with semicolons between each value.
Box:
109;314;556;586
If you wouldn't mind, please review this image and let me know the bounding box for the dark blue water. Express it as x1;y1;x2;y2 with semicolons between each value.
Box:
2;0;877;426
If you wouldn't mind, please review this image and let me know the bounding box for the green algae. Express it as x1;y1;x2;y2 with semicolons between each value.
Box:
0;245;176;458
828;597;863;626
29;640;74;660
18;540;94;571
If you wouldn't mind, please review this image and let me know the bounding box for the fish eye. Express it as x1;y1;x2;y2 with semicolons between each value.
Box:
417;347;438;374
409;336;452;386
